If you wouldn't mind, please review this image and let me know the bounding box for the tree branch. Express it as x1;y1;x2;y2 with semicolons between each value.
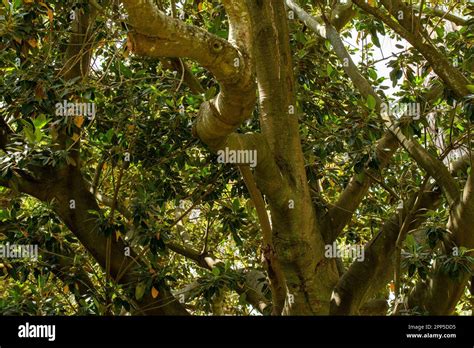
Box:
352;0;471;99
407;159;474;314
122;0;242;83
323;18;460;205
288;0;459;238
414;4;467;27
330;154;471;314
167;241;272;314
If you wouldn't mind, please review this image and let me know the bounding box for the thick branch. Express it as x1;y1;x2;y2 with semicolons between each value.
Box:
352;0;471;99
285;0;355;37
408;162;474;314
330;154;471;314
323;132;399;242
122;0;242;83
246;0;340;315
289;0;459;237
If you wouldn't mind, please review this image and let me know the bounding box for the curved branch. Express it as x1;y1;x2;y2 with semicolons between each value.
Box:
122;0;243;83
330;154;471;314
288;0;459;238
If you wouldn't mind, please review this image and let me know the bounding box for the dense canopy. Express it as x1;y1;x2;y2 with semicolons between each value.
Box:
0;0;473;316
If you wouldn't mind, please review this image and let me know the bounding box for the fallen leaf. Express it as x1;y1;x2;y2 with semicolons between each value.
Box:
151;287;159;299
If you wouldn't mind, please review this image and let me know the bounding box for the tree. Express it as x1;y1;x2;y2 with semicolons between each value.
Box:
0;0;473;316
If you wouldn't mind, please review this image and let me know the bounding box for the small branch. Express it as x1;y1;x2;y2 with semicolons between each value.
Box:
239;165;286;315
352;0;471;98
414;4;467;27
365;171;400;201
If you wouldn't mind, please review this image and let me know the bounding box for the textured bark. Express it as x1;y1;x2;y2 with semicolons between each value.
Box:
246;0;339;315
121;0;292;314
330;156;471;315
408;170;474;314
330;186;441;314
5;165;188;315
0;2;188;315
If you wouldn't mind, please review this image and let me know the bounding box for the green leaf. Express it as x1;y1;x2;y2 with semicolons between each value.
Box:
232;198;240;211
104;128;114;143
33;114;50;130
355;172;365;184
165;99;174;108
326;64;334;77
238;292;247;304
21;103;34;116
368;68;377;80
0;209;9;221
34;127;43;143
466;103;474;123
135;282;146;301
405;234;416;249
24;127;35;143
370;29;380;48
324;40;332;51
366;95;376;110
